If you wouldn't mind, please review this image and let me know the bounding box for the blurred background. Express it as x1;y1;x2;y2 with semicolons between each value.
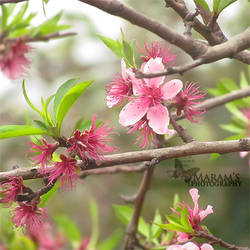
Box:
0;0;249;249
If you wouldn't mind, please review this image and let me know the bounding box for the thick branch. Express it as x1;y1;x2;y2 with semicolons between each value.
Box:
78;0;207;59
165;0;250;64
137;28;250;78
0;0;26;4
1;139;249;182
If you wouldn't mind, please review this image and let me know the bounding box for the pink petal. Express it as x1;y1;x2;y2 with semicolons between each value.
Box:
106;87;121;108
167;245;183;250
240;151;248;158
189;188;200;216
199;205;213;221
121;59;127;80
127;70;144;96
177;232;190;243
161;79;183;100
119;98;149;126
200;244;214;250
182;242;200;250
146;104;170;134
143;58;164;88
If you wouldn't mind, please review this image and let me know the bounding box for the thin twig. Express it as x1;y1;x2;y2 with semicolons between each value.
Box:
195;231;249;250
123;158;160;250
173;87;250;121
169;112;195;143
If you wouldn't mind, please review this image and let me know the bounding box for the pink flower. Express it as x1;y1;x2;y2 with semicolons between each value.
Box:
0;176;23;206
127;117;157;148
68;115;117;162
29;222;65;250
173;83;206;123
12;202;47;234
0;39;31;79
106;59;132;108
30;138;57;174
239;108;250;166
137;41;176;65
167;242;214;250
47;154;78;191
171;188;213;243
240;151;250;166
119;58;183;135
78;238;90;250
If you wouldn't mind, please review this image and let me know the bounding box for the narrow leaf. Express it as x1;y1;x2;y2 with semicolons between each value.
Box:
195;0;210;11
0;125;48;139
98;35;123;58
55;80;93;133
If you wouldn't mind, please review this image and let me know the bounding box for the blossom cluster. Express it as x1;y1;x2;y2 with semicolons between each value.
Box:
0;115;117;233
239;108;250;166
106;41;205;148
167;188;214;249
0;39;31;79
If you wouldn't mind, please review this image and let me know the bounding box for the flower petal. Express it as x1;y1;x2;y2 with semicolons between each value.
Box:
189;188;200;216
200;243;214;250
143;58;164;88
182;242;200;250
161;79;183;100
121;59;127;80
127;70;144;96
176;232;190;243
119;98;149;126
240;151;249;158
199;205;213;221
146;104;170;134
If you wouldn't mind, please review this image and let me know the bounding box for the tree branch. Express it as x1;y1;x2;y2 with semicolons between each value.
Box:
0;0;26;4
123;158;159;250
164;0;250;64
174;87;250;121
78;0;207;59
195;230;249;250
1;139;249;182
137;28;250;78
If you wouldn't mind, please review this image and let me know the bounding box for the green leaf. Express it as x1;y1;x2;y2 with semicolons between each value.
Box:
0;125;48;139
151;209;163;239
138;217;150;238
206;88;221;97
155;222;188;233
240;71;249;89
98;230;122;250
173;194;180;210
180;207;193;232
194;0;210;11
55;215;81;244
55;80;93;133
98;35;123;58
213;0;237;14
113;205;132;225
225;103;248;125
220;123;246;134
209;153;221;161
30;11;70;36
40;183;58;207
33;120;49;131
22;81;43;117
88;199;99;250
219;78;238;92
74;118;92;131
122;39;136;68
53;78;78;118
8;2;28;30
